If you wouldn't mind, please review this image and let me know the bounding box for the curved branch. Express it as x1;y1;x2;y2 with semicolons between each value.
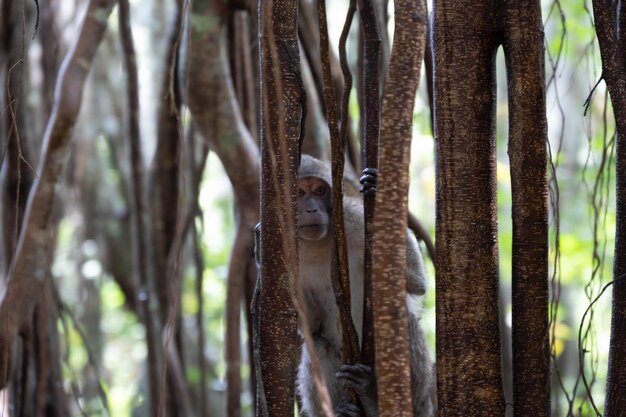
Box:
186;2;260;416
0;0;116;389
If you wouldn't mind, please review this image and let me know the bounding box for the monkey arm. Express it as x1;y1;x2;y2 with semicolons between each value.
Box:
408;305;435;417
405;231;427;296
335;304;434;417
357;166;427;296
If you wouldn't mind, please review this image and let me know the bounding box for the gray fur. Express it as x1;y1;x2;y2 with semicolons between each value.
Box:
296;155;434;417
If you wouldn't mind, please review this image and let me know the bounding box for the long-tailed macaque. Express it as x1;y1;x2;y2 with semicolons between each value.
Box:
296;155;434;417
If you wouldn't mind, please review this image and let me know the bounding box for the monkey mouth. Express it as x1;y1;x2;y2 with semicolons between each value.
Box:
299;224;329;240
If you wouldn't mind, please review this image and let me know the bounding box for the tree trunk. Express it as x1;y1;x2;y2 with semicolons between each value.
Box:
432;1;505;415
0;0;35;273
0;0;117;389
502;3;550;416
256;0;303;415
150;0;183;327
119;2;162;415
317;0;360;367
357;0;382;367
591;1;626;415
187;0;261;416
371;0;427;415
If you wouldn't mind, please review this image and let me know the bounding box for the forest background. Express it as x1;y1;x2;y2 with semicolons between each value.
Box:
0;0;619;416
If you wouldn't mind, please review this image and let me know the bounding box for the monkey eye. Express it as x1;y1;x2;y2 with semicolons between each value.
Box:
313;186;326;196
298;189;305;197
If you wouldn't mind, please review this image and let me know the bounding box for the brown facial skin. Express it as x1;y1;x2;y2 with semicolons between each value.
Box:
298;177;331;241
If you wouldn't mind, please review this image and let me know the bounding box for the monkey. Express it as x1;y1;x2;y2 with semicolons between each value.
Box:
295;154;434;417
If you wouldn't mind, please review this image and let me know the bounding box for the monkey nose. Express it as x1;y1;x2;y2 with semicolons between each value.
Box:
307;208;318;213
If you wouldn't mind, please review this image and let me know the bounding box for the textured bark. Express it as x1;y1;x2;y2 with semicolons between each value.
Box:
187;1;261;416
317;0;360;366
356;0;381;367
592;1;626;415
432;1;505;415
502;3;550;416
0;0;116;389
371;0;427;415
256;0;302;415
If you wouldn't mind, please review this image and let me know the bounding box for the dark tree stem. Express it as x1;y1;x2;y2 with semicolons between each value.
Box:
317;0;360;366
591;1;626;415
433;1;506;414
503;2;550;416
356;0;381;368
118;1;160;415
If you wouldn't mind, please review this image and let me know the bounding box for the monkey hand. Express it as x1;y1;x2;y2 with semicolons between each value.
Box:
337;363;379;417
359;168;378;195
334;401;363;417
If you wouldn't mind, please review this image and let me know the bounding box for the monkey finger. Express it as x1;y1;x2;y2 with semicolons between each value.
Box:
336;372;370;390
339;363;373;378
361;167;379;178
359;185;377;195
359;168;378;187
338;379;367;395
359;175;377;186
335;402;362;417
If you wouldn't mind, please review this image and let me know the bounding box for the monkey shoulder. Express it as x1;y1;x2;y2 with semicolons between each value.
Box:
342;196;365;242
405;231;428;296
342;196;364;219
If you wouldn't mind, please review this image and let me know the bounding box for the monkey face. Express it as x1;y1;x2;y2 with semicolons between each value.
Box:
298;176;331;241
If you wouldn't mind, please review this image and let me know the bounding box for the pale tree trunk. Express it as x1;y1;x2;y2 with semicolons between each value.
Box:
371;0;427;416
0;0;117;389
186;1;261;416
